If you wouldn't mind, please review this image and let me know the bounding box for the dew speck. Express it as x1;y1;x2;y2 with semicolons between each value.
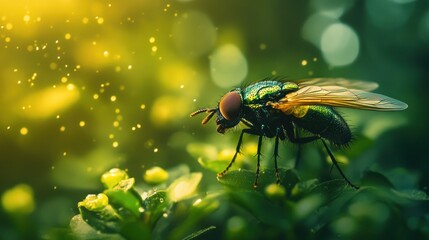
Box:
79;121;86;127
20;127;28;136
301;59;308;66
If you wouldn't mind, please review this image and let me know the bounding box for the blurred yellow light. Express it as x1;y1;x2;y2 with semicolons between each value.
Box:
23;15;31;23
159;62;200;92
6;23;13;30
64;33;72;40
20;127;29;135
19;85;80;119
150;95;191;126
96;17;104;24
1;184;35;215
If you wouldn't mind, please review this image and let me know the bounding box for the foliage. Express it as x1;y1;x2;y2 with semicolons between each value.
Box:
70;163;429;240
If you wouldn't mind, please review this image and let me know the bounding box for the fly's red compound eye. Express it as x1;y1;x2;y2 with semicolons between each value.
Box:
219;91;242;121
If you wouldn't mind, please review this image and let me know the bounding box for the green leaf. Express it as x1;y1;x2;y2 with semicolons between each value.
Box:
78;204;123;233
104;189;143;220
70;214;124;240
119;221;151;240
182;226;216;240
103;178;143;220
168;172;202;202
297;179;359;232
142;190;170;226
167;195;220;239
217;168;300;192
227;189;292;231
197;157;231;173
101;168;129;189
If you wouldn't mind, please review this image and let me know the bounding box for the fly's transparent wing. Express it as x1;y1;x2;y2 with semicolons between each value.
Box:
296;78;379;91
269;85;408;112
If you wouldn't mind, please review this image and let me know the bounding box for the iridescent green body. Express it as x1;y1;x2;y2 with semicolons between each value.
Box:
238;80;351;145
242;81;299;108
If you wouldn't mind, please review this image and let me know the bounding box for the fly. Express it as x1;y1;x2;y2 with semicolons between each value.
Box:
190;78;408;189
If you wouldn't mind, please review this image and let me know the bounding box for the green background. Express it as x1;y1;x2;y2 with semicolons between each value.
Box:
0;0;427;239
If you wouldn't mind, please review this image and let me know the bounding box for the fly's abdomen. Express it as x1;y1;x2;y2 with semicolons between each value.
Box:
292;105;351;145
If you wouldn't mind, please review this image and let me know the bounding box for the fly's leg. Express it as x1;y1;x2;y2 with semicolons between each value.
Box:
320;139;359;190
217;128;260;178
253;125;265;188
285;123;359;189
273;128;281;184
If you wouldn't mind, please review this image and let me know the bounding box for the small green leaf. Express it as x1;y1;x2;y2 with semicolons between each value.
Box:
78;203;123;233
168;195;220;239
104;187;143;220
70;215;124;240
291;178;319;198
114;178;136;191
392;189;429;201
143;166;169;184
227;190;292;231
182;226;216;240
197;157;231;173
217;168;299;192
142;191;170;226
361;171;395;189
101;168;129;189
168;172;202;202
78;193;109;211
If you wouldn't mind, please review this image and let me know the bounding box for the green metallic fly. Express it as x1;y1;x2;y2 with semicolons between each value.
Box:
190;78;408;189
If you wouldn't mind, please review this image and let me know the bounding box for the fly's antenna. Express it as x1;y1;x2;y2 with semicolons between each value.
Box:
190;108;217;125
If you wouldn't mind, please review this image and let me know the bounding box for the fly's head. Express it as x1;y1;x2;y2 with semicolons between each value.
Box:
190;89;243;134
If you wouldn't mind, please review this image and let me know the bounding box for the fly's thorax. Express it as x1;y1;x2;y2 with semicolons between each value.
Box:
242;81;298;105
